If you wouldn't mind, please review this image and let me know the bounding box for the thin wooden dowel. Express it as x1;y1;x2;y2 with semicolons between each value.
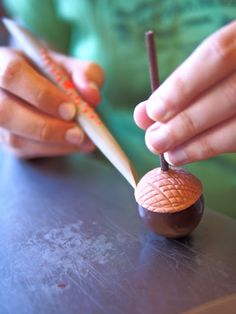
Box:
145;30;169;172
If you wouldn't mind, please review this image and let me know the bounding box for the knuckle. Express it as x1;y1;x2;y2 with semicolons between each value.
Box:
198;138;217;158
164;125;177;147
0;56;23;87
179;111;197;135
223;75;236;105
39;122;50;141
32;85;62;114
35;88;51;107
206;34;229;60
173;74;187;98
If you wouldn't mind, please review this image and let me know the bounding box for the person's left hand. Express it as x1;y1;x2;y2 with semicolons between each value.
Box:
134;21;236;165
0;49;104;159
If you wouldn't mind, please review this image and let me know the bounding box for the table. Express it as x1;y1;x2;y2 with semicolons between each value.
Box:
0;153;235;314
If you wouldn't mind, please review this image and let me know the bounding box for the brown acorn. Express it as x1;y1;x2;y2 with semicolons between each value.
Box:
135;167;204;238
137;31;205;238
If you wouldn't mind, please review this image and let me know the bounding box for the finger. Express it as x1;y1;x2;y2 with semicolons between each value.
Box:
0;48;76;121
165;115;236;165
0;128;95;158
72;70;101;106
145;71;236;154
146;20;236;122
79;61;104;88
133;101;154;129
0;90;84;146
54;53;105;88
52;52;104;106
72;62;104;106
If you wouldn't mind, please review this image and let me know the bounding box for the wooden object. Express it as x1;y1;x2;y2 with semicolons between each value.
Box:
145;30;169;171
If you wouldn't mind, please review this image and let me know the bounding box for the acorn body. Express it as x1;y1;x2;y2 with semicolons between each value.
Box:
135;167;204;238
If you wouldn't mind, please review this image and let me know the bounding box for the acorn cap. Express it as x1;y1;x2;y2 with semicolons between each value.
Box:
135;167;203;213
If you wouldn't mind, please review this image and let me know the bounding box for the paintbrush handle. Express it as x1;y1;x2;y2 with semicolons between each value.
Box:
39;48;103;126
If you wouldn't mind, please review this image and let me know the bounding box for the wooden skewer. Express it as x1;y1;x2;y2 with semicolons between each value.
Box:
145;31;169;172
3;17;138;188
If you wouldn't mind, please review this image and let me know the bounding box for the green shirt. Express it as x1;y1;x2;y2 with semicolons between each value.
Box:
3;0;236;217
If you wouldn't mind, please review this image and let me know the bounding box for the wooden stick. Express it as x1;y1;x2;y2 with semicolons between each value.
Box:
145;31;169;172
3;18;138;188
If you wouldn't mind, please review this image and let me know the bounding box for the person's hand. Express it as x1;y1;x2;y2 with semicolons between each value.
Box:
134;21;236;165
0;48;104;158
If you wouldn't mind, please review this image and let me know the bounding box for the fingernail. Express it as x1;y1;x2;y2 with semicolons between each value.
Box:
147;127;169;152
168;149;188;165
147;97;172;121
59;102;76;121
66;127;84;145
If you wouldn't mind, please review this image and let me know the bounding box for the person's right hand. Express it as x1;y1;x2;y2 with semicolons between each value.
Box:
0;48;104;158
134;21;236;165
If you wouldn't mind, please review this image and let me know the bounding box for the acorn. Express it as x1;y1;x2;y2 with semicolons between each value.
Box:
135;167;204;238
136;31;205;238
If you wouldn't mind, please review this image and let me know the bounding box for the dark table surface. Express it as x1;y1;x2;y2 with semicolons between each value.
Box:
0;152;235;314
